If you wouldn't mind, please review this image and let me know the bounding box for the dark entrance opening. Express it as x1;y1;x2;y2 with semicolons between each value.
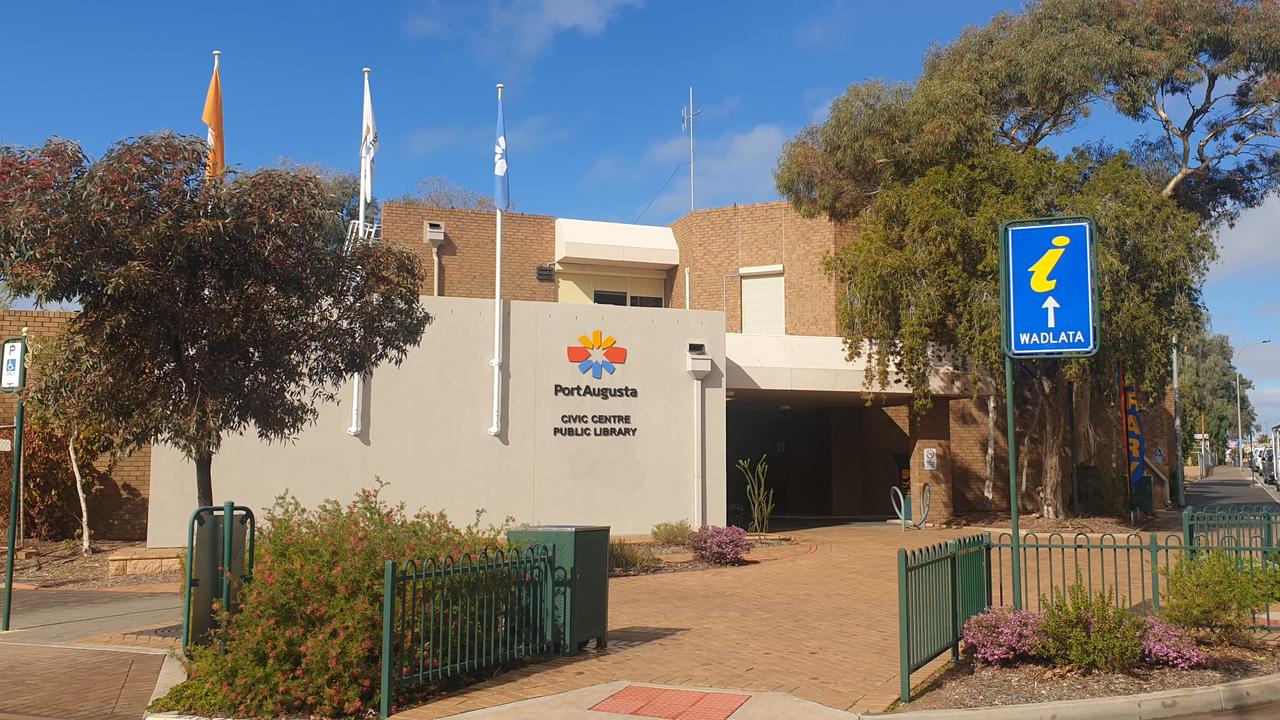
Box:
725;389;912;529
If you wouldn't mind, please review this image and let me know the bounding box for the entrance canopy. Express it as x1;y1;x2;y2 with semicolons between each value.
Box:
725;334;966;395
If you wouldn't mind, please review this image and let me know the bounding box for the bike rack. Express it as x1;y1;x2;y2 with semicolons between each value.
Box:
891;484;931;531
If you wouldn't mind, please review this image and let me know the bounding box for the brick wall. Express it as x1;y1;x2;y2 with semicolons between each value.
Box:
381;203;558;302
0;309;149;540
670;202;845;335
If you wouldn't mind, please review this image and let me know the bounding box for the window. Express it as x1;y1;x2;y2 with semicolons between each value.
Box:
741;273;784;334
593;290;627;306
629;296;662;308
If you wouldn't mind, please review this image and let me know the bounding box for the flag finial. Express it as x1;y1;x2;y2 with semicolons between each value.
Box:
363;67;371;75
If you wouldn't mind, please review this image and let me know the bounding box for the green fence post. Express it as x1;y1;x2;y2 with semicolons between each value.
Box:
898;549;911;704
948;541;960;662
380;560;395;720
1182;506;1193;548
1148;533;1161;613
983;533;993;608
1264;513;1274;552
219;500;233;654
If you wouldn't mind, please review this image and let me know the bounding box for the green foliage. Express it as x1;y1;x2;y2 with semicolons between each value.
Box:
0;133;431;506
1164;551;1276;644
608;540;658;573
0;420;111;541
736;455;774;533
1038;582;1145;673
150;483;504;718
1178;329;1258;459
650;520;692;547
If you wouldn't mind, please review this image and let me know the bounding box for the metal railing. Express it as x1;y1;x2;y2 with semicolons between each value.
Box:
897;534;989;704
1183;506;1278;550
379;546;555;718
898;522;1280;704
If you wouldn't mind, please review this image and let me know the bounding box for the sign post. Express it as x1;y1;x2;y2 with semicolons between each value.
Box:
999;217;1098;608
1;335;27;631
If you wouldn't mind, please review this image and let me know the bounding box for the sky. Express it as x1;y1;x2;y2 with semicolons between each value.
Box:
0;0;1276;433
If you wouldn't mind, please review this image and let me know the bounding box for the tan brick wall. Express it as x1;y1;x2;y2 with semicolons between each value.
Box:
670;202;846;335
381;203;558;302
0;309;149;540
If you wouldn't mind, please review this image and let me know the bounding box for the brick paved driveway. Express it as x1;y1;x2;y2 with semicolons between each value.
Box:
0;644;163;720
396;523;971;719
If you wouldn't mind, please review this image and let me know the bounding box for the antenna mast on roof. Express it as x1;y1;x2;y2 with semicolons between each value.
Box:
682;85;702;212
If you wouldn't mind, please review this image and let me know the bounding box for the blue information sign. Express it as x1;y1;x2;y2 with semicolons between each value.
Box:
1001;218;1097;358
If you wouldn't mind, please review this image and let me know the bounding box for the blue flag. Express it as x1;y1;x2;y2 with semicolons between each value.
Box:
494;94;509;211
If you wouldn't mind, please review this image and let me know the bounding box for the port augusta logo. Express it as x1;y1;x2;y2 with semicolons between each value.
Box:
566;329;627;379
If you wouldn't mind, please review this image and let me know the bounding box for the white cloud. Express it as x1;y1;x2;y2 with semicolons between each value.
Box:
640;124;787;220
793;2;858;51
1209;195;1280;282
406;0;642;65
408;113;570;157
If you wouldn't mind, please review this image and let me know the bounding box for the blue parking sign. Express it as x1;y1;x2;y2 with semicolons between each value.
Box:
1001;217;1098;358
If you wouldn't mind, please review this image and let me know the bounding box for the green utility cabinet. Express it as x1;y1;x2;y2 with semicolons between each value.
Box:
507;525;609;655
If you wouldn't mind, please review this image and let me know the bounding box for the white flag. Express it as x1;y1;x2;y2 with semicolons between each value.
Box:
360;71;377;205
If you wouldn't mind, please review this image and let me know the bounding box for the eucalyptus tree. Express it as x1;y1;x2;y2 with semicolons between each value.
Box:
773;0;1277;515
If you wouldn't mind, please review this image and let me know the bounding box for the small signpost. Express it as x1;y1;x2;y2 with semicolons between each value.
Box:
1;335;27;631
999;217;1098;608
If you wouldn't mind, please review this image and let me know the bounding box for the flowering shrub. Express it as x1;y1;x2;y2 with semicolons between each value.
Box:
689;525;750;564
150;482;505;718
1039;584;1145;673
961;608;1044;665
1143;616;1209;669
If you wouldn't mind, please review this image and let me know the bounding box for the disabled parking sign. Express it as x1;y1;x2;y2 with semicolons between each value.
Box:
1000;217;1098;358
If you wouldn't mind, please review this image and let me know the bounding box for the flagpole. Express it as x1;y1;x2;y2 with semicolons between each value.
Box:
348;67;373;437
488;83;505;438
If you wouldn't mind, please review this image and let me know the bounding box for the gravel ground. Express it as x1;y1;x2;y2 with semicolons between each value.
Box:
904;645;1280;711
7;539;181;589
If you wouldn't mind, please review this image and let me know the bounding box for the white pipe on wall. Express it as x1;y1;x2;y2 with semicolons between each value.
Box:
432;246;441;297
692;374;704;526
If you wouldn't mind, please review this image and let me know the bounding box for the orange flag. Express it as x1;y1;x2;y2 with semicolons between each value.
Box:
202;51;225;178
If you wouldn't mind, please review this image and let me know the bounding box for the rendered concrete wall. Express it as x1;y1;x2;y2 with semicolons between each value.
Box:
147;297;726;547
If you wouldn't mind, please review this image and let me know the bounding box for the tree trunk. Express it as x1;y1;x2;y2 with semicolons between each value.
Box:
195;449;213;507
1035;372;1071;519
68;432;91;556
984;395;996;506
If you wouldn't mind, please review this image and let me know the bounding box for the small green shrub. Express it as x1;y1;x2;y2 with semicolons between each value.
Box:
1038;583;1144;673
650;520;692;547
1165;551;1276;644
609;540;658;573
150;482;505;718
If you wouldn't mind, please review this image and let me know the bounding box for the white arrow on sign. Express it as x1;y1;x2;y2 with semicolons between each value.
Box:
1041;295;1060;328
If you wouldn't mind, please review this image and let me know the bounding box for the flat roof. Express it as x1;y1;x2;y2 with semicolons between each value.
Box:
555;218;679;270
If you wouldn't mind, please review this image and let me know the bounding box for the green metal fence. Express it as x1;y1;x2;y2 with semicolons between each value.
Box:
379;546;555;719
1183;506;1278;550
897;534;990;704
898;524;1280;705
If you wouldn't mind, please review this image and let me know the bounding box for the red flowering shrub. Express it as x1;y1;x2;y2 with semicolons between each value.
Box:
151;482;505;718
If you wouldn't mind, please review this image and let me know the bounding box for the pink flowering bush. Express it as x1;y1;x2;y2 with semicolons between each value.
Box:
1143;616;1210;670
961;608;1044;665
689;525;750;565
151;481;505;718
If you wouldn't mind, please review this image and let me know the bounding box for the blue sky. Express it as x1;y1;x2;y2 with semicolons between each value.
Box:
1;0;1276;431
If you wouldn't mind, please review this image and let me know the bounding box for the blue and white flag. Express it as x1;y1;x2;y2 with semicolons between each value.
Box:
494;91;509;211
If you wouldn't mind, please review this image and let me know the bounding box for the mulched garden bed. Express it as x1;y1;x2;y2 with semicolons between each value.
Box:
5;539;182;589
902;644;1280;711
609;537;794;578
950;511;1161;535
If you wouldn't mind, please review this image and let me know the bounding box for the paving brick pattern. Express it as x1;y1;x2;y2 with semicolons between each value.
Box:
0;644;163;720
394;525;968;719
592;685;750;720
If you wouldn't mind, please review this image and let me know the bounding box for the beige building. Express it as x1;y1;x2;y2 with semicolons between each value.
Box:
143;199;1178;547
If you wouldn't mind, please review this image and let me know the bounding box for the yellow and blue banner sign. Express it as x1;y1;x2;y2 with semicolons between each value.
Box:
1124;385;1145;488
